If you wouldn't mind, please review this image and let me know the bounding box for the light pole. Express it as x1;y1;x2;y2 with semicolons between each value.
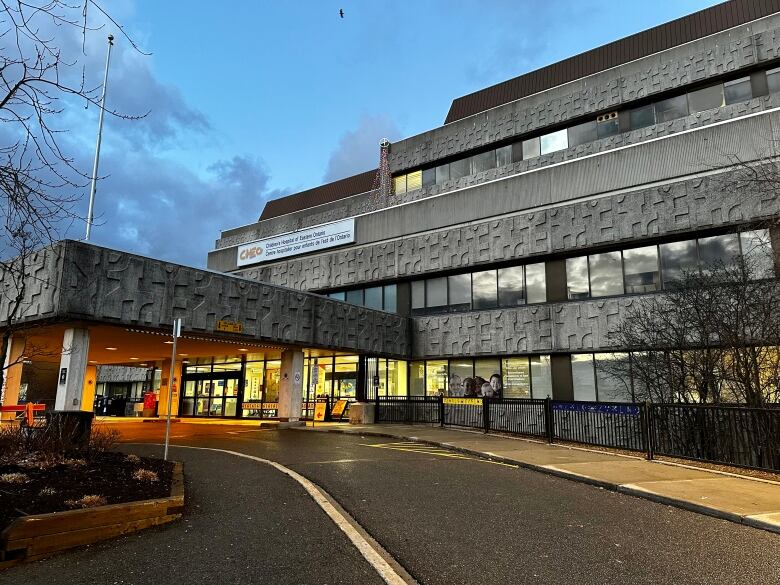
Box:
163;317;181;461
85;34;114;241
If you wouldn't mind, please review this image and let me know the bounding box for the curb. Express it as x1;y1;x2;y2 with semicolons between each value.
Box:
292;426;780;536
0;462;184;568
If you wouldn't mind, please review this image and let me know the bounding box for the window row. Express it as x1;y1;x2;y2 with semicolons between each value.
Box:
328;284;397;312
393;69;771;195
566;230;774;300
411;262;546;314
409;356;552;399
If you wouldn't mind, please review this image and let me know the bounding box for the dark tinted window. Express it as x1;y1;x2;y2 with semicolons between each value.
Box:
629;104;655;129
329;291;346;301
623;246;660;294
724;77;752;105
768;67;780;94
422;167;436;187
364;286;383;310
496;145;512;167
411;281;425;309
655;94;688;123
498;266;525;306
472;270;498;310
450;158;470;180
698;233;740;275
471;150;496;174
597;117;620;138
588;251;624;297
687;84;724;113
660;240;698;286
448;274;471;310
511;141;524;163
426;277;447;307
383;285;397;312
568;121;597;147
346;289;364;305
435;164;450;184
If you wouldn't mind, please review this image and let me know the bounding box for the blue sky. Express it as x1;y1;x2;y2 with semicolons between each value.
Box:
64;0;715;265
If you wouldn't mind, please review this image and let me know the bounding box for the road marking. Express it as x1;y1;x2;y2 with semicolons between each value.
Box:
142;444;415;585
361;442;519;468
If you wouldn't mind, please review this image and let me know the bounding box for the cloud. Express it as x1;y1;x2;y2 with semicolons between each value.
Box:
323;114;401;183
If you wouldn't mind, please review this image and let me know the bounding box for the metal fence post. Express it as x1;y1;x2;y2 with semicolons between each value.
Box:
545;397;554;443
483;397;490;434
439;394;444;427
644;400;654;461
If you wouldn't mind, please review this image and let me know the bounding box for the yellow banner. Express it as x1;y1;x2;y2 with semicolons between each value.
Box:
314;402;328;422
443;398;483;405
331;399;349;417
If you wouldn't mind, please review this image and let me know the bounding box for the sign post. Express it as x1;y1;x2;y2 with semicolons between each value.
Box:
163;318;182;461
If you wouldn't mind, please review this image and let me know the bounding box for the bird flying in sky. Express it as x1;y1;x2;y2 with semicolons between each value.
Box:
339;9;344;18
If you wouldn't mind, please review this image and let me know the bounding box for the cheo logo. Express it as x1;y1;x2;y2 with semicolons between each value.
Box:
239;245;264;261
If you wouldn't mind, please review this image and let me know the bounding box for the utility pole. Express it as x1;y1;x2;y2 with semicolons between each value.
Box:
163;318;182;461
85;34;114;241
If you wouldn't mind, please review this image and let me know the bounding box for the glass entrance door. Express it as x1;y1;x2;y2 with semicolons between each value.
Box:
181;373;240;417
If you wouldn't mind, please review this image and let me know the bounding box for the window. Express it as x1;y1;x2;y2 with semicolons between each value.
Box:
768;67;780;94
623;245;660;294
498;266;525;306
410;361;425;396
496;145;512;167
530;356;552;399
448;359;473;397
411;280;425;310
364;286;383;310
426;360;448;396
629;104;655;130
471;150;496;174
594;353;632;402
422;168;436;188
525;263;546;303
571;354;597;401
450;158;470;180
597;116;620;139
568;120;597;147
501;357;531;398
474;359;501;393
448;273;471;311
698;233;740;275
329;291;346;301
660;240;698;286
472;270;498;310
655;94;688;123
540;129;568;155
383;284;397;312
346;289;363;305
566;256;589;299
588;251;624;297
724;76;752;105
406;170;422;191
740;229;774;279
393;174;407;195
522;137;540;159
436;164;450;184
426;277;447;307
387;360;407;396
687;84;724;113
511;141;524;163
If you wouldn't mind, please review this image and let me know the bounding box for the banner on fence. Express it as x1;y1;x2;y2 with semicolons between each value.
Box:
443;398;482;406
552;402;640;416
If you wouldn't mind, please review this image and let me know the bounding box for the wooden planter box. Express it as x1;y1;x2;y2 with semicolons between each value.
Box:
0;462;184;568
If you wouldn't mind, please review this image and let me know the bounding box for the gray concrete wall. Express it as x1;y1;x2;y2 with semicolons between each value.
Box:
0;244;63;326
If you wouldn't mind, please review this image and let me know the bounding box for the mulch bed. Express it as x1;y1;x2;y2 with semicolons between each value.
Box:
0;452;174;532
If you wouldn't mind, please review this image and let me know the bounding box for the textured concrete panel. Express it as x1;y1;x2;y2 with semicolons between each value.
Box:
0;245;62;325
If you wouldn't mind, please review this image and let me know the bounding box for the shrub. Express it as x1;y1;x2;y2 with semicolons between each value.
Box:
132;469;159;482
0;472;29;484
38;486;57;496
65;495;107;508
125;454;141;464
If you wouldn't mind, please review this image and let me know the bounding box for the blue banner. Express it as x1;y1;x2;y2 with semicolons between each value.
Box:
553;402;640;416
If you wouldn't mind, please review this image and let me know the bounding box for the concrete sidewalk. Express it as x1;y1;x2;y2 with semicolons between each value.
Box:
296;422;780;535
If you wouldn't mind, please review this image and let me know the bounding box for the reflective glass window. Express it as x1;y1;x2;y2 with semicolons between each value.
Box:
698;233;740;275
530;356;552;399
501;357;531;398
568;120;597;147
364;286;383;310
594;353;632;402
498;266;525;306
588;251;624;297
623;245;660;294
655;94;688;123
522;137;540;159
660;240;698;286
411;280;425;310
571;354;597;401
329;291;346;301
472;270;498;310
406;170;422;191
448;359;473;397
426;277;447;307
475;359;502;397
422;167;436;187
597;116;620;138
687;84;724;113
540;129;568;155
768;67;780;94
740;229;775;279
496;145;512;167
383;284;397;312
448;273;471;310
629;103;656;130
450;158;470;180
410;361;425;396
525;263;547;303
471;150;496;174
724;76;752;105
393;174;407;195
566;256;590;300
511;141;524;163
346;289;363;305
436;164;450;184
425;360;448;396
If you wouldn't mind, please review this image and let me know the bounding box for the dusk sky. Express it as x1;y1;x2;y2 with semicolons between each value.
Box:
68;0;716;266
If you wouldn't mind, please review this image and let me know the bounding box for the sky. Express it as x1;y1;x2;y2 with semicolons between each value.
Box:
49;0;717;266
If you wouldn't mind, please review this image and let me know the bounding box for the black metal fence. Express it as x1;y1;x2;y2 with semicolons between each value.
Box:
374;396;780;471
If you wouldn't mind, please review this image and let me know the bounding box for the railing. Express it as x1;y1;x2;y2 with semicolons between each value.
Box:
374;396;780;471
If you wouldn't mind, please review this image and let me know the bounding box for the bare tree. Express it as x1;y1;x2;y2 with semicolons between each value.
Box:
0;1;140;402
